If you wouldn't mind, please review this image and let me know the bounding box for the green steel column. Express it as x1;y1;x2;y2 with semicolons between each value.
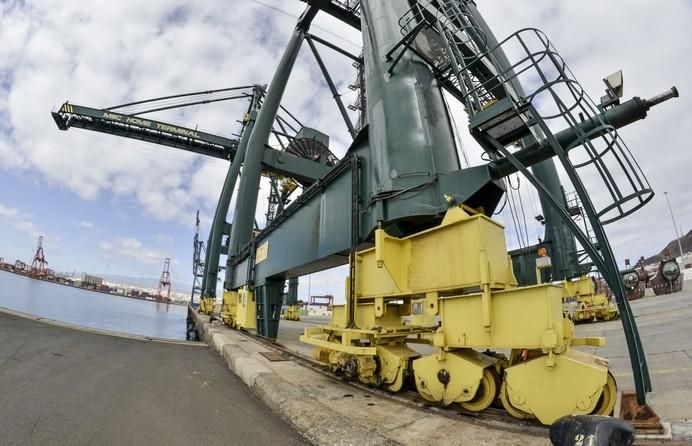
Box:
359;0;460;235
286;277;299;305
200;108;258;300
225;8;316;290
256;280;284;338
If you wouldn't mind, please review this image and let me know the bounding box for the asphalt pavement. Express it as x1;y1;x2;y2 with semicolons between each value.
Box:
0;310;306;446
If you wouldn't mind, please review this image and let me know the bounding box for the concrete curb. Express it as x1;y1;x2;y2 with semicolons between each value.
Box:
193;311;399;446
0;305;206;346
192;309;692;445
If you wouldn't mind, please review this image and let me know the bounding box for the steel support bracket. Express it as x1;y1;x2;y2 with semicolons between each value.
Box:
619;389;664;434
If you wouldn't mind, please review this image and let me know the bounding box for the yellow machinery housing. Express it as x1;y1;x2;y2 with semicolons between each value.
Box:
284;305;301;321
198;297;216;315
220;287;256;330
562;276;619;323
301;206;616;425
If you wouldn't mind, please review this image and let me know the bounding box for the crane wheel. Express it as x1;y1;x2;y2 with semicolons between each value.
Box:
592;371;617;416
500;380;535;420
460;367;499;412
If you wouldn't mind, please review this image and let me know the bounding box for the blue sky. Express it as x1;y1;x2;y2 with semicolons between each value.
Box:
0;152;183;277
1;1;691;301
0;0;360;296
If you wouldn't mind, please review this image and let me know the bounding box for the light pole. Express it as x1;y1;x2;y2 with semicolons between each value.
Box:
664;191;684;259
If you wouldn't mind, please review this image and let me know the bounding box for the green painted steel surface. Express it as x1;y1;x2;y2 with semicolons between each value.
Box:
209;5;670;409
52;103;330;184
255;280;284;338
228;157;354;290
358;0;461;237
286;277;299;305
53;104;236;159
201;108;258;299
226;23;311;265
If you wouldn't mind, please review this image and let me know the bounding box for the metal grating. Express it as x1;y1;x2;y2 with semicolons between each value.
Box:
259;351;289;362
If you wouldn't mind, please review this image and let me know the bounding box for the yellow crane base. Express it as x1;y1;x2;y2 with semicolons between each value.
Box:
220;288;256;330
303;329;616;424
300;206;619;425
284;305;301;321
198;297;216;315
571;304;619;323
562;276;619;323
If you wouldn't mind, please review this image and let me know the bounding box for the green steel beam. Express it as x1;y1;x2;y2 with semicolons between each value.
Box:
225;6;319;270
201;108;259;299
106;85;257;111
487;91;680;180
306;35;357;138
51;103;330;183
286;277;299;305
300;0;361;30
307;34;363;63
53;103;236;159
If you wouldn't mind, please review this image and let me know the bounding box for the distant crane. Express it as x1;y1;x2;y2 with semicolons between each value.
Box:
190;211;206;305
30;236;48;277
157;258;172;303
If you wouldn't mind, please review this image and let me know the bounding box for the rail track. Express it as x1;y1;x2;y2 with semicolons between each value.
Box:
231;322;550;438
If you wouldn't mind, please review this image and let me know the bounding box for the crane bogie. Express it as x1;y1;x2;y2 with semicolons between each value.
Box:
561;276;619;323
301;206;614;424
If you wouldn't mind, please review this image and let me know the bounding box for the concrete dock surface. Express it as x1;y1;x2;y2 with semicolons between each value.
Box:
0;310;306;446
576;284;692;422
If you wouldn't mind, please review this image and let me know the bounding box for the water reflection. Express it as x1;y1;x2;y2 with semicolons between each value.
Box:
0;271;188;340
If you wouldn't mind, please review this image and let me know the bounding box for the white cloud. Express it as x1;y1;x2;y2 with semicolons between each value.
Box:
0;0;359;237
476;0;692;265
155;233;175;246
0;204;41;240
76;220;95;229
0;0;345;225
0;204;60;259
298;265;348;304
98;237;168;265
1;0;691;281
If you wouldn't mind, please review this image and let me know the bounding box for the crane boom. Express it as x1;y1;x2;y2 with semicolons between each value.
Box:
52;102;331;184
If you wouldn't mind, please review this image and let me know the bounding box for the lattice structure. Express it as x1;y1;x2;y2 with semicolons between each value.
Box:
190;211;205;304
158;258;172;303
30;236;48;276
348;53;367;132
265;175;281;226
